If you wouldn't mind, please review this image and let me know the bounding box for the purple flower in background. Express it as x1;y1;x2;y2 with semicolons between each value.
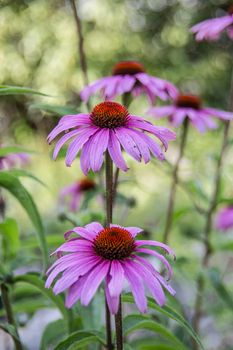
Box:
46;222;175;314
215;206;233;231
48;101;176;174
191;6;233;41
59;178;96;212
0;149;29;170
80;61;178;104
147;94;233;133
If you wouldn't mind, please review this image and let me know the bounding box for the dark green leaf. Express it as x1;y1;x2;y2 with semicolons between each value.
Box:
9;169;47;188
30;103;78;116
123;314;186;349
0;323;20;342
0;172;48;267
122;294;204;350
0;146;32;157
0;217;20;260
208;268;233;310
40;319;67;350
12;274;72;331
54;330;105;350
0;85;49;96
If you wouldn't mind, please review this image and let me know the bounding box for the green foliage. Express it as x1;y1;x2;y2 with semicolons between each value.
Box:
208;268;233;311
122;294;204;350
30;103;79;116
0;217;20;261
54;330;105;350
0;171;48;268
0;85;48;96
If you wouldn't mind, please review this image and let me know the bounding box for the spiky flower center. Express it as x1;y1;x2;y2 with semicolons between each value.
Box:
93;227;135;260
176;94;201;110
228;5;233;15
79;178;96;192
112;61;145;76
90;102;129;129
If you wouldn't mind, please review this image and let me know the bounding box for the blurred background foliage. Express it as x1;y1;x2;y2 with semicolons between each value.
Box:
0;0;233;349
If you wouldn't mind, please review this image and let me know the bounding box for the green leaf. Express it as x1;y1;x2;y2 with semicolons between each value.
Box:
8;169;47;188
40;319;67;350
208;268;233;310
0;297;48;317
123;314;187;349
137;343;180;350
0;217;20;260
30;103;78;116
0;85;49;96
0;146;32;157
215;240;233;251
0;171;48;268
54;330;105;350
122;294;204;350
12;274;72;331
0;323;20;342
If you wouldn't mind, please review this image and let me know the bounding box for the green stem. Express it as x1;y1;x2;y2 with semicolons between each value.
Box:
163;119;189;244
1;283;23;350
105;151;114;350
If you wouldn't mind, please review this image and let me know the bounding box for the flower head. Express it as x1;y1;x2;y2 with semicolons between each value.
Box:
215;206;233;231
0;148;30;170
48;101;176;174
191;6;233;41
147;94;233;133
59;178;96;212
46;222;175;314
80;60;178;104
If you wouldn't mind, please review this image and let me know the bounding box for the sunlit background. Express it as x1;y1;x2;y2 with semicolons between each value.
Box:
0;0;233;349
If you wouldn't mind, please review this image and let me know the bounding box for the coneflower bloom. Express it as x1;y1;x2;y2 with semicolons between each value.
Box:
46;222;175;314
191;6;233;41
0;149;29;170
80;61;178;104
48;101;176;174
147;94;233;133
215;206;233;231
59;178;96;212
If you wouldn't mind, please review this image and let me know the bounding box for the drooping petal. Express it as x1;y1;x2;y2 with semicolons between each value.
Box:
65;274;89;308
203;107;233;120
89;129;109;172
108;260;125;297
52;239;93;255
85;222;104;236
135;240;175;258
65;127;99;166
115;127;141;161
124;128;151;163
53;130;81;160
81;260;110;305
108;130;128;171
105;276;120;314
147;106;176;118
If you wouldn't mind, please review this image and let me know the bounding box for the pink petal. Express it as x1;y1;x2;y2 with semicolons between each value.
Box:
135;240;175;258
108;260;125;297
115;127;141;161
108;130;128;171
89;129;109;172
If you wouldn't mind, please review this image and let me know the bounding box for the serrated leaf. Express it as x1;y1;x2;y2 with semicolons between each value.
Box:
12;274;72;331
0;171;48;268
0;217;20;260
123;314;186;349
30;103;78;116
54;330;105;350
0;85;49;96
122;294;204;350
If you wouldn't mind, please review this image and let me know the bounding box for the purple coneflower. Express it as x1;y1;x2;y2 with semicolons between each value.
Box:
191;6;233;41
59;178;96;212
215;206;233;231
0;149;29;170
80;61;178;104
46;222;175;314
48;101;176;174
147;94;233;133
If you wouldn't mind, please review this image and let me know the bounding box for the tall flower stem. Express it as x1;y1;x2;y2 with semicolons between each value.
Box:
192;120;230;340
105;152;123;350
105;151;114;350
114;295;123;350
163;119;189;244
0;283;23;350
69;0;89;87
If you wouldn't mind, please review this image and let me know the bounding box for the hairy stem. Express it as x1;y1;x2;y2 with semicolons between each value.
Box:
114;295;123;350
105;151;114;350
1;283;23;350
69;0;89;87
163;119;189;244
